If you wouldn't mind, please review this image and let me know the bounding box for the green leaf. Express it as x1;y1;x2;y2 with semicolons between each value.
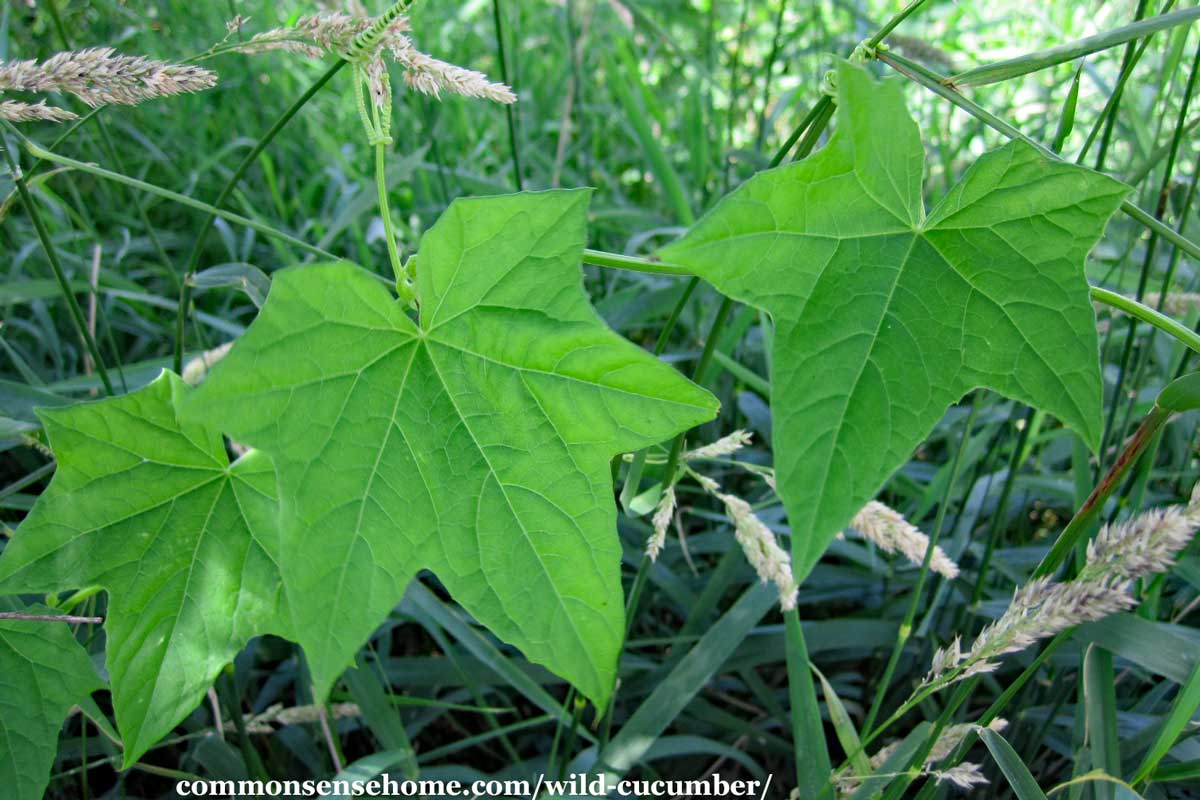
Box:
1132;660;1200;785
185;189;717;711
659;62;1127;579
0;372;285;765
0;604;104;800
981;727;1049;800
1156;372;1200;412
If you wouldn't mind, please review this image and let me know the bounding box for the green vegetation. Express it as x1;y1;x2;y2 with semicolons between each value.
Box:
1;1;1199;798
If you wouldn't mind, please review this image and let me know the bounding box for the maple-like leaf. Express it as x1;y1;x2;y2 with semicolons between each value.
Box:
184;189;718;709
0;373;284;765
0;603;103;800
659;62;1128;580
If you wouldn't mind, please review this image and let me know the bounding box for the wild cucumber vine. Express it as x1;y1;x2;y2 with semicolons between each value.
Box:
661;62;1128;580
3;5;1200;799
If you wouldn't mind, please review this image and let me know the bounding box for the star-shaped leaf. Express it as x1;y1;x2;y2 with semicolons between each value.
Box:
659;63;1128;580
0;372;284;765
184;189;718;709
0;602;103;800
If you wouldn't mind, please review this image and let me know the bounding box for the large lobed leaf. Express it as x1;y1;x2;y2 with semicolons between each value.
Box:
0;373;284;765
660;62;1128;580
0;603;103;800
184;189;718;710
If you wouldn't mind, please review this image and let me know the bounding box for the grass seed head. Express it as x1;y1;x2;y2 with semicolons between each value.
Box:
849;500;960;579
0;99;77;122
646;485;676;562
715;491;798;610
0;48;216;108
685;429;753;460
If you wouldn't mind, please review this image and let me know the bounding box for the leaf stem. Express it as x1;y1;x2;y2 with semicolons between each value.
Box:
376;141;413;301
1091;286;1200;354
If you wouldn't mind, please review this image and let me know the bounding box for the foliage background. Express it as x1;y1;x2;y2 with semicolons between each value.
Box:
1;0;1199;797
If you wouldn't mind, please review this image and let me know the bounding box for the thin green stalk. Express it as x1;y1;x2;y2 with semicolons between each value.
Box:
1098;39;1200;467
1108;41;1200;454
1091;0;1151;171
876;49;1200;264
969;407;1035;606
865;0;933;49
769;95;831;167
947;6;1200;88
491;0;523;190
375;141;412;300
25;143;337;262
1091;287;1200;355
792;99;836;162
1;136;113;395
173;59;347;373
1035;403;1172;578
581;248;692;276
754;0;790;150
861;395;982;734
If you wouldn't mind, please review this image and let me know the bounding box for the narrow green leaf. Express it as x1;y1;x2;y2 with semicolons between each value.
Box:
981;728;1050;800
188;263;272;308
186;189;718;711
0;373;285;765
1132;660;1200;785
1156;372;1200;413
343;654;417;779
949;7;1200;87
1052;65;1084;153
1075;614;1199;685
596;582;777;781
660;62;1127;579
607;43;694;225
848;722;933;800
813;665;870;776
1084;646;1121;800
0;604;104;800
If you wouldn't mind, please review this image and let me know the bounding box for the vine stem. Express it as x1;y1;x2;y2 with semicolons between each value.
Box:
375;141;414;302
1091;286;1200;355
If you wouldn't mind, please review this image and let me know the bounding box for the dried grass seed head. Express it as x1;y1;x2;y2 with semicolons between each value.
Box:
0;48;216;108
848;500;960;579
0;99;76;122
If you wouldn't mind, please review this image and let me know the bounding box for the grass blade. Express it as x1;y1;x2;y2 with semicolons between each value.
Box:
949;7;1200;87
982;727;1049;800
